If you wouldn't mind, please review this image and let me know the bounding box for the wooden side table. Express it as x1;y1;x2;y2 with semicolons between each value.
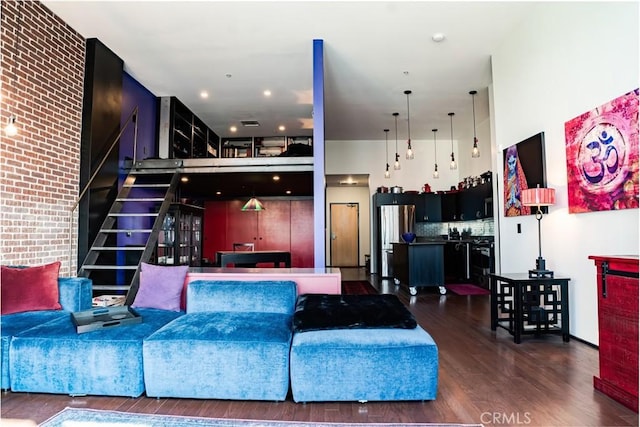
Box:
489;273;570;344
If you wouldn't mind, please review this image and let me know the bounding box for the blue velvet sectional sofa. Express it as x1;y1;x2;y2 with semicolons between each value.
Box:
3;277;439;402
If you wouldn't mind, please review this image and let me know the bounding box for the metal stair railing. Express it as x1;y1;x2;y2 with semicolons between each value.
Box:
78;170;174;273
80;169;179;298
124;171;180;305
68;107;138;276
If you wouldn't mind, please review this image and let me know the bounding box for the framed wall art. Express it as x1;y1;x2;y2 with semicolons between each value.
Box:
565;89;639;214
503;132;547;217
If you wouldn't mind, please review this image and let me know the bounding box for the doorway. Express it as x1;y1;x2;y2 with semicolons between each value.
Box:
330;202;359;267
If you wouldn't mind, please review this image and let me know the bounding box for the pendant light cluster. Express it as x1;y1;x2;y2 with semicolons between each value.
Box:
380;88;480;180
383;128;391;179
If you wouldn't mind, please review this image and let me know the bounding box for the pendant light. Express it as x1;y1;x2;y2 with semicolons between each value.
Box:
404;90;414;160
393;112;401;170
4;2;22;137
432;129;439;179
448;112;457;170
241;197;265;211
384;128;391;179
470;90;480;158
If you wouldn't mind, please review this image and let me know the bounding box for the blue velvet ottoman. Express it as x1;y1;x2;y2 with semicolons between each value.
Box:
289;294;439;402
143;279;297;401
9;308;182;397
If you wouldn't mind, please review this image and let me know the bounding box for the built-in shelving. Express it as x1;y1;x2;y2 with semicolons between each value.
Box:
157;96;313;160
221;136;312;158
158;96;220;159
155;203;204;267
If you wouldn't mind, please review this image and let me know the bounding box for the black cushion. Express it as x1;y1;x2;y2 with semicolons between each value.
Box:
293;294;417;332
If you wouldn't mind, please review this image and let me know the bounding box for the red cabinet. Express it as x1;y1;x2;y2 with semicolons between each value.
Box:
254;200;291;252
203;200;227;263
589;255;639;412
290;200;314;268
203;199;313;268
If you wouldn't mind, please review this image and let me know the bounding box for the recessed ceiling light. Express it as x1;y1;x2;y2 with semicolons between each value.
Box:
285;190;292;195
181;176;189;183
432;33;445;42
200;91;209;99
230;126;237;132
216;191;222;195
273;175;280;181
278;125;285;131
263;90;272;97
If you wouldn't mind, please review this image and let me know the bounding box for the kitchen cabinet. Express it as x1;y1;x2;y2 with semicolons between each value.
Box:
392;242;445;295
415;193;442;222
156;203;204;266
373;192;416;207
444;240;470;283
158;96;220;159
460;182;492;220
441;182;492;221
203;199;314;268
440;192;461;221
589;255;638;412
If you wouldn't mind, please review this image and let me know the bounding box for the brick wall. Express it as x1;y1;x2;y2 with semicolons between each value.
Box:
0;0;85;274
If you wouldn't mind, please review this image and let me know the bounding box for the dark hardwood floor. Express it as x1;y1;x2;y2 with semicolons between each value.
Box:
1;268;637;426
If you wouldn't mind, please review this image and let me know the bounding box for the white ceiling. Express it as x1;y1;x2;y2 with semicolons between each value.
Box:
43;1;536;142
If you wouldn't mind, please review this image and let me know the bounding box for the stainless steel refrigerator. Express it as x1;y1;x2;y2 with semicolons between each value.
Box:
379;204;415;278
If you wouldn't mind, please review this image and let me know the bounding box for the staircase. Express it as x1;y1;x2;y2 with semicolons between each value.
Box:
78;168;180;304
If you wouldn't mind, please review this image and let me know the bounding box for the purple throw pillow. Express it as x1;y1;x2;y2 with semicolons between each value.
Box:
132;263;189;312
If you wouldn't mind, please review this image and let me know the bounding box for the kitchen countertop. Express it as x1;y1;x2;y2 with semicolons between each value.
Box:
394;241;446;245
416;237;494;244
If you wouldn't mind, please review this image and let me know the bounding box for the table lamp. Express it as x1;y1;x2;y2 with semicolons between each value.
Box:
521;185;556;278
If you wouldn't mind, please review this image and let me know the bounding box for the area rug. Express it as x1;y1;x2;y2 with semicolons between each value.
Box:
40;407;483;427
341;280;378;295
446;284;490;296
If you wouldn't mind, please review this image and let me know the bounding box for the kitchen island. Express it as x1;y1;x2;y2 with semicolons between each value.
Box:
392;241;445;295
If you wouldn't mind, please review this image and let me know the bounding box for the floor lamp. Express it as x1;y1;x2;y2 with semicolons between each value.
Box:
521;185;556;278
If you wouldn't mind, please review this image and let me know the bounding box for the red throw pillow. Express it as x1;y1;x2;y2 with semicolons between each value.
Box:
1;261;62;315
